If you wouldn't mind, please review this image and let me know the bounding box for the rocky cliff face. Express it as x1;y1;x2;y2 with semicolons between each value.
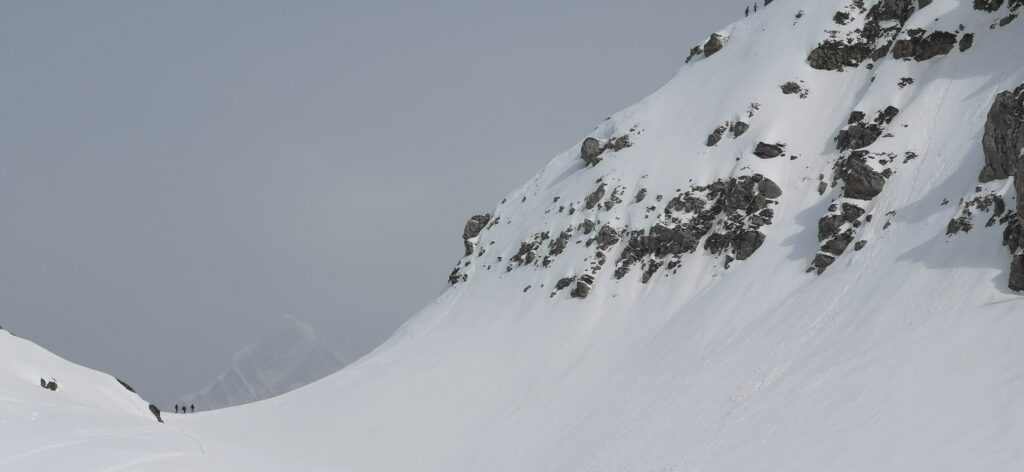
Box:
448;0;1024;295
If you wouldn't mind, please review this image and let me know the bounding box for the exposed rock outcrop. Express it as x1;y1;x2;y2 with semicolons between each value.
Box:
808;0;917;71
462;214;492;256
780;81;809;98
978;84;1024;182
839;152;888;200
891;29;958;62
959;33;974;52
836;107;900;151
753;142;785;159
116;378;137;393
585;184;607;210
581;138;604;166
149;404;163;423
704;34;726;57
570;274;594;299
580;135;633;166
1011;255;1024;291
613;175;782;280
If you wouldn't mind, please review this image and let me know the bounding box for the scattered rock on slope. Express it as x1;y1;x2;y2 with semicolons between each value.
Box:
580;135;633;166
754;142;785;159
807;0;917;71
462;214;492;256
839;152;889;200
704;34;726;57
149;404;163;423
891;29;958;61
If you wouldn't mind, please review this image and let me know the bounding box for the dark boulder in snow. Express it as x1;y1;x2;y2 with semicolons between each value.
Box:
753;142;785;159
570;274;594;299
634;188;648;203
959;33;974;52
704;34;726;57
822;231;855;256
818;214;847;241
581;138;604;166
706;125;727;147
733;231;766;261
462;214;492;256
40;378;58;391
837;107;899;151
585;184;607;210
685;45;703;63
757;178;783;199
580;135;632;166
808;41;872;71
841;158;888;200
780;82;802;94
837;124;884;151
555;276;575;291
731;121;750;137
1011;255;1024;292
979;84;1024;182
595;225;621;250
149;404;163;423
842;203;866;222
463;214;491;241
812;252;837;273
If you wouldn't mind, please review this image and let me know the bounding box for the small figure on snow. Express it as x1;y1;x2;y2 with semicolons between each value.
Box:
190;404;195;413
174;404;179;414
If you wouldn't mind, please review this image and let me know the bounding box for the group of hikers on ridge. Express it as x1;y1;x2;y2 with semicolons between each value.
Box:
174;404;195;414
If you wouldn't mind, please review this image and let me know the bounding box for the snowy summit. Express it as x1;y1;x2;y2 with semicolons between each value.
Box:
179;316;347;411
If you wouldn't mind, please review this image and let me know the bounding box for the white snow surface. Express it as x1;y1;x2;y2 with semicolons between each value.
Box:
178;316;346;411
3;0;1024;470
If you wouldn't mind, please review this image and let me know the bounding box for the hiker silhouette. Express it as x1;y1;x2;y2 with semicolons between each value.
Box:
190;404;195;413
174;405;179;414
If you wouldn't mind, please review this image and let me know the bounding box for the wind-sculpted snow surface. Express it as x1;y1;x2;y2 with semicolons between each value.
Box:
3;0;1024;470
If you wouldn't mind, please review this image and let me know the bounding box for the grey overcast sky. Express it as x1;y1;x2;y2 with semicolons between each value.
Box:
0;0;748;405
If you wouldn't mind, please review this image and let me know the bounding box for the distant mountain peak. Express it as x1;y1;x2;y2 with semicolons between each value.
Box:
180;315;345;410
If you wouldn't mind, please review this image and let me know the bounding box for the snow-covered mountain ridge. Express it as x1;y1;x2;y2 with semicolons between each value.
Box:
447;0;1024;299
3;0;1024;470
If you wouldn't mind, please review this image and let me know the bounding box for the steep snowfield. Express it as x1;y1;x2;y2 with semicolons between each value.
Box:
3;0;1024;470
179;316;346;411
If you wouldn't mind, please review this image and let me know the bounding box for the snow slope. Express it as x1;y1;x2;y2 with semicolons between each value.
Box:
0;329;202;470
179;316;346;411
3;0;1024;470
